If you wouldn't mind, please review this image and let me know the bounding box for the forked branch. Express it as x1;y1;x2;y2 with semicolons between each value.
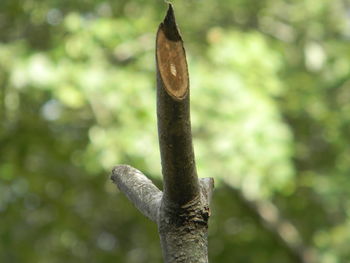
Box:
111;4;214;263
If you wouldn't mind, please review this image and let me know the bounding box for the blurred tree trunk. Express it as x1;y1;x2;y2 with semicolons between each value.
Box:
111;4;214;263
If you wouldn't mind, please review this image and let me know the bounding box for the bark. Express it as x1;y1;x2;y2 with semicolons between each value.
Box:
111;165;161;222
111;4;214;263
156;5;198;206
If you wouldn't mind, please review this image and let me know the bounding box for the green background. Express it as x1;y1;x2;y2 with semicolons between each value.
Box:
1;0;350;262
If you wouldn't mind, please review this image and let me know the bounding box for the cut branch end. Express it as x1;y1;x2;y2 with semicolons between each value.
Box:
156;4;189;100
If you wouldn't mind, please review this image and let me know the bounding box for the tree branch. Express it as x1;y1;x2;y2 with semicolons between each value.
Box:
156;3;199;206
200;177;215;206
111;5;214;262
111;165;162;222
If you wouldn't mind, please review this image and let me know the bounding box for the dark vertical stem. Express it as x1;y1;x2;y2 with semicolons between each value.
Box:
156;4;199;206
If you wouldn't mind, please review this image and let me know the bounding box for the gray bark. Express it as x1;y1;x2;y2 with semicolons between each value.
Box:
111;165;161;222
111;4;214;263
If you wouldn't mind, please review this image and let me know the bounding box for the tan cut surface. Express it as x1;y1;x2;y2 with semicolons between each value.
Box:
156;28;189;99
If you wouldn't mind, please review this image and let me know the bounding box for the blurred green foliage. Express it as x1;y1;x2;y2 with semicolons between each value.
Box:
1;0;350;262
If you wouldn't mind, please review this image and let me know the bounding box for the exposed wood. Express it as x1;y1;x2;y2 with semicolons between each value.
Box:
156;5;188;100
156;4;199;206
111;4;214;263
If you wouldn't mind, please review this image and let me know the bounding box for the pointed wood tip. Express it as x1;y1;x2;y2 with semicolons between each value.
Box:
164;3;175;24
156;3;188;100
162;3;182;41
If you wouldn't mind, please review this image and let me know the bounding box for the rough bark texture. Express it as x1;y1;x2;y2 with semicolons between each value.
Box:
111;4;214;263
158;178;213;263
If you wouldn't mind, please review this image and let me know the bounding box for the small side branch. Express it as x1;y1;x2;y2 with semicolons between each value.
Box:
200;177;215;206
111;165;162;222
